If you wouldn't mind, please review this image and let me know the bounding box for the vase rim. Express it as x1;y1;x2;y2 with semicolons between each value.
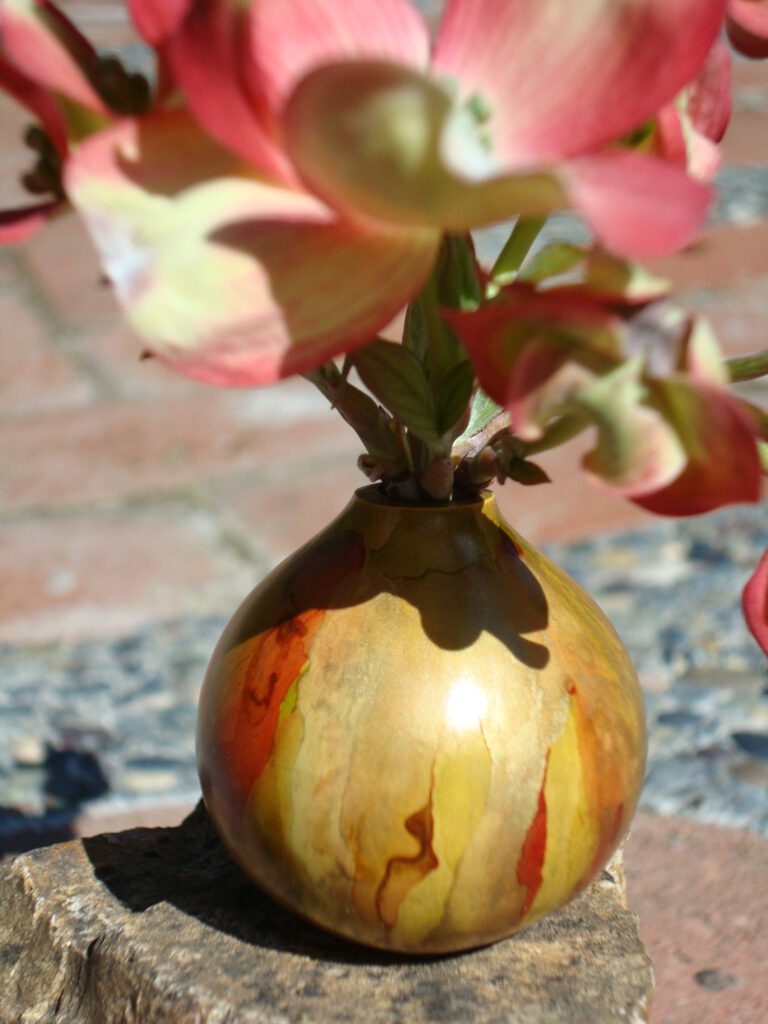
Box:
353;484;495;512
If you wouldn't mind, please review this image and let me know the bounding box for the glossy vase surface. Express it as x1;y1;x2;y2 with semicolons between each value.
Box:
197;486;646;953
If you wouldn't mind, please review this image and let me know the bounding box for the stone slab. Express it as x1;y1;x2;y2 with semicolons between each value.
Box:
0;803;653;1024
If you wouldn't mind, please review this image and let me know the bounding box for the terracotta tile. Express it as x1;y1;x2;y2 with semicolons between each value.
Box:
732;59;768;95
0;382;358;512
495;436;657;546
17;215;122;328
651;221;768;292
0;504;259;644
69;323;217;400
218;457;367;565
722;109;768;166
627;812;768;1024
0;294;94;415
680;277;768;357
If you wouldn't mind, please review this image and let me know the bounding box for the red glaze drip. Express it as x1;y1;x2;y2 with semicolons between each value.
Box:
375;784;439;929
517;752;550;917
220;608;325;802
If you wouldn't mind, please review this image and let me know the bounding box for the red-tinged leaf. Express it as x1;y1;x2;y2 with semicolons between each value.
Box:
0;0;108;113
727;0;768;58
0;198;60;242
127;0;191;46
448;289;621;413
433;0;727;167
576;361;686;496
557;249;671;307
65;113;440;386
633;383;762;516
743;548;768;657
507;460;551;487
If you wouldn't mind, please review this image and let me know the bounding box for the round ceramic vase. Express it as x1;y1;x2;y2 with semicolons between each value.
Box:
197;487;646;954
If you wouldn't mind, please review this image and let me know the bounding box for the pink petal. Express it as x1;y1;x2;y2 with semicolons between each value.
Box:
653;107;689;171
0;53;68;155
633;384;762;516
286;61;713;248
127;0;191;47
727;0;768;58
688;41;732;144
0;199;60;242
561;152;713;260
433;0;727;167
285;60;568;228
743;548;768;657
165;2;295;183
0;0;108;113
64;114;439;386
250;0;430;120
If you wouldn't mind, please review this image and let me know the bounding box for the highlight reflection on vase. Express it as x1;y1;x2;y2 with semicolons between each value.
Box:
197;487;646;953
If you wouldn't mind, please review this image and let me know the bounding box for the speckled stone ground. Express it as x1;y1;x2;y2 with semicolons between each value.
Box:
2;503;767;852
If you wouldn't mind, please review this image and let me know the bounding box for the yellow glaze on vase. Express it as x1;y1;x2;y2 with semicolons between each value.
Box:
197;487;646;953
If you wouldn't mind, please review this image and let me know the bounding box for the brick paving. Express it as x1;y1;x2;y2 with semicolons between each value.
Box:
1;6;768;1022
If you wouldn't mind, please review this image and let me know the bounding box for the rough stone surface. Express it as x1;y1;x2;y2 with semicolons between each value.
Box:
0;803;653;1024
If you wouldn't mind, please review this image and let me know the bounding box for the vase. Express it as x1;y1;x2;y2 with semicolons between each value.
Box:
197;486;646;954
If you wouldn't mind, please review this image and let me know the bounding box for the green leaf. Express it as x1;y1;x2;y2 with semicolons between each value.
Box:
519;243;585;283
455;388;505;446
402;301;429;361
353;339;442;445
438;234;482;311
437;360;475;436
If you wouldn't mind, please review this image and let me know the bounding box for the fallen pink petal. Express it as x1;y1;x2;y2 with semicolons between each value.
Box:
743;548;768;655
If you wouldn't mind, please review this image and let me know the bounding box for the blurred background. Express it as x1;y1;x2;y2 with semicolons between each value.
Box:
1;3;768;1021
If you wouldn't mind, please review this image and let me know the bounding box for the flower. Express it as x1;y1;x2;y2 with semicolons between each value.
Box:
59;0;726;386
0;0;151;240
448;259;763;515
727;0;768;57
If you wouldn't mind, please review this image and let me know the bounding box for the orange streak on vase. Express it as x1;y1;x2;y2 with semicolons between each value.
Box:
218;609;326;802
517;752;549;917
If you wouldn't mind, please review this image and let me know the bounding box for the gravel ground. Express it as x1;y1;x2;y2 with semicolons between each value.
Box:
1;503;767;851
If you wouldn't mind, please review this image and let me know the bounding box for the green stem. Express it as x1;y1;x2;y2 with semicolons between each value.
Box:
727;349;768;383
490;217;546;286
522;413;589;456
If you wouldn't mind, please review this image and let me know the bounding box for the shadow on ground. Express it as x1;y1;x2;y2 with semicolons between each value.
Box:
82;801;451;967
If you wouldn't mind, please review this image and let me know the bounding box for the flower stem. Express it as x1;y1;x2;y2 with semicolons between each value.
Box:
727;349;768;383
490;216;546;287
522;413;589;455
